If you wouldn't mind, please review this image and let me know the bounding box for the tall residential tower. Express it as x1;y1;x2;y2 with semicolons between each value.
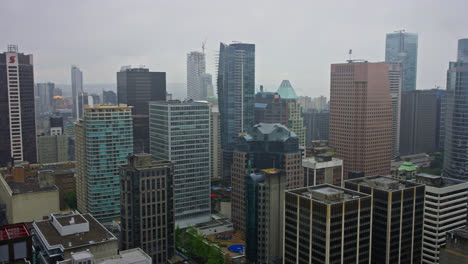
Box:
71;65;83;120
187;51;206;100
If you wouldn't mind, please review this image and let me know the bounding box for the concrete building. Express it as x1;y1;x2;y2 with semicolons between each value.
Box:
217;42;255;185
58;248;152;264
412;173;468;264
37;135;69;164
120;154;175;263
345;176;425;264
75;104;133;224
231;123;303;231
303;154;343;186
149;100;211;227
245;169;286;263
389;63;402;157
117;67;166;153
71;65;83;120
277;80;306;147
102;90;117;105
210;107;222;180
187;51;206;100
36;82;55;114
443;38;468;181
37;168;76;210
303;110;329;144
330;62;392;178
0;45;37;165
0;223;33;263
0;175;59;224
32;212;119;263
400;89;440;155
385;31;419;91
439;226;468;263
283;185;372;264
200;73;214;99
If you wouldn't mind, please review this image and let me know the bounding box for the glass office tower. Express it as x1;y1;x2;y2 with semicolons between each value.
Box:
385;31;418;91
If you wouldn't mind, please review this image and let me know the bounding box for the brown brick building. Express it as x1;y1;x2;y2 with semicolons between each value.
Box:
231;123;303;231
329;62;392;178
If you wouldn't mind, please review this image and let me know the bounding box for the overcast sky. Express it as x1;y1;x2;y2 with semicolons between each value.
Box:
1;0;467;98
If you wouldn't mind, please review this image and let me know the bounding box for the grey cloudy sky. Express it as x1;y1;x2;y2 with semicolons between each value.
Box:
1;0;467;98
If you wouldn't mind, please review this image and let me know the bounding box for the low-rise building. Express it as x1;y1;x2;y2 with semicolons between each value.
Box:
32;212;118;263
58;248;152;264
393;161;418;181
0;223;33;263
439;226;468;263
412;173;468;264
0;176;59;224
303;154;343;186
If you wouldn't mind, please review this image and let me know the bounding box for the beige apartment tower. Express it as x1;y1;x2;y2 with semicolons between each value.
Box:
329;62;392;178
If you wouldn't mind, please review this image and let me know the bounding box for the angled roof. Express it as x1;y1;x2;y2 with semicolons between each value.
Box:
242;123;296;142
277;80;297;99
398;161;417;172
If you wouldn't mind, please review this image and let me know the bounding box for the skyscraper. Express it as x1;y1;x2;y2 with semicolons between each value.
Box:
277;80;306;147
231;123;303;231
329;62;392;178
385;31;418;91
400;89;439;155
254;91;288;126
345;176;425;264
210;106;222;180
217;42;255;185
388;63;402;157
283;185;372;264
120;154;175;263
0;45;37;165
149;100;211;227
102;90;117;105
117;67;166;153
443;38;468;181
303;110;329;143
71;65;83;120
75;104;133;223
187;51;206;100
36;82;55;114
200;73;213;99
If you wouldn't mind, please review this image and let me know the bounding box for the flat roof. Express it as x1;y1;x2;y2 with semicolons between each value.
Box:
34;213;116;251
99;248;151;264
6;181;57;195
414;173;468;187
286;184;370;204
346;176;422;191
55;214;87;226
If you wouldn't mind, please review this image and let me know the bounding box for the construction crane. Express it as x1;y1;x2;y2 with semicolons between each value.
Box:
202;38;207;54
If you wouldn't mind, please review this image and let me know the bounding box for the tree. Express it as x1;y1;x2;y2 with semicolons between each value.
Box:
64;190;77;210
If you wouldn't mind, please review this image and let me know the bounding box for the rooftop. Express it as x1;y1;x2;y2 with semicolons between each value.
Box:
242;123;297;142
33;213;116;251
413;173;468;188
6;180;57;195
346;176;422;191
286;184;370;204
277;80;297;99
98;248;151;264
149;100;210;106
398;161;418;172
0;223;30;241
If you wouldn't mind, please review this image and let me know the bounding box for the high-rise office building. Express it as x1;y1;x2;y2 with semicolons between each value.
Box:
345;176;425;264
120;154;175;263
187;51;206;100
103;90;117;105
385;31;418;91
412;173;468;264
303;110;329;143
443;38;468;181
0;45;37;165
277;80;306;147
149;100;211;227
329;62;392;178
303;154;343;186
283;185;372;264
217;42;255;185
71;65;83;120
400;89;440;155
200;73;214;99
36;82;55;114
37;134;69;163
245;169;286;263
210;107;222;180
117;67;166;153
75;104;133;223
388;63;402;157
231;123;303;231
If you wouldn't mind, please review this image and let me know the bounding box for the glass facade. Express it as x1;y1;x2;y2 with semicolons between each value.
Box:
385;32;418;91
75;105;134;224
217;42;255;184
149;101;211;227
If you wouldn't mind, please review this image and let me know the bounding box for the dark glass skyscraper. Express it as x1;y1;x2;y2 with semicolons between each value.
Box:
0;45;37;165
385;31;418;91
217;42;255;185
117;67;166;153
443;38;468;180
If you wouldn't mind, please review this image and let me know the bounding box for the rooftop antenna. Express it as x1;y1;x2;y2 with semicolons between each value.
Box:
349;49;352;61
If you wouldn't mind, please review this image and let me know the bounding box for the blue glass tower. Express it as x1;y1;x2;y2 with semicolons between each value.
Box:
217;42;255;185
75;104;133;223
385;31;418;91
444;38;468;181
